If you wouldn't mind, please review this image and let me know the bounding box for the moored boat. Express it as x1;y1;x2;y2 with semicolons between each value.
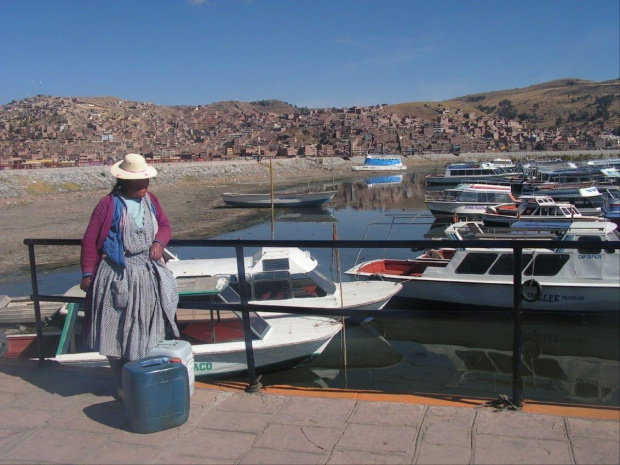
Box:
605;199;620;226
425;162;513;186
345;220;620;314
222;191;336;208
15;276;344;378
353;154;407;172
167;247;403;313
424;183;516;217
481;195;600;226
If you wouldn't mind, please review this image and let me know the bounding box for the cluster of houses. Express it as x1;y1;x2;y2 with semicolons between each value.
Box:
0;95;617;170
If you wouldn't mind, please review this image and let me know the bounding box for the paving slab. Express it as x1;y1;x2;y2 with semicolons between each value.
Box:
0;357;618;465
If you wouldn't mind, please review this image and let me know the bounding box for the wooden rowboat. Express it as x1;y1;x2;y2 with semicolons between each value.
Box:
222;191;336;208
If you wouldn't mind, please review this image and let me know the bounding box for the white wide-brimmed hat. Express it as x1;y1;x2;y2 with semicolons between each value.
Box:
110;153;157;179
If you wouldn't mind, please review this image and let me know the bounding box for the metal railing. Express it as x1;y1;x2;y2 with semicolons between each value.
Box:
23;237;620;407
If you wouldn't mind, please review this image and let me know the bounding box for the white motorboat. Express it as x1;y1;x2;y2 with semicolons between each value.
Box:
526;186;605;217
346;221;620;314
424;183;517;217
31;278;343;379
167;247;403;312
481;196;600;226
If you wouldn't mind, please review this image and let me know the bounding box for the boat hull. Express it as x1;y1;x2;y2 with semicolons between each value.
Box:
47;315;342;378
426;201;497;216
356;275;619;313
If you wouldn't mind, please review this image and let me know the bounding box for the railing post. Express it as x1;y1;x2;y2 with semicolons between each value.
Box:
512;246;524;408
235;245;260;393
26;242;45;364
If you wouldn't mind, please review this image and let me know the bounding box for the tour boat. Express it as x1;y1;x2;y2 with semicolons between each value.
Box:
345;220;620;314
424;183;517;217
481;195;600;226
524;186;605;217
425;162;513;186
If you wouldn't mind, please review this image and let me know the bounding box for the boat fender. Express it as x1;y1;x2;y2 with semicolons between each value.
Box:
521;279;542;302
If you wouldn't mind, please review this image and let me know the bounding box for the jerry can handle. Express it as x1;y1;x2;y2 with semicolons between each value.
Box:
139;356;170;367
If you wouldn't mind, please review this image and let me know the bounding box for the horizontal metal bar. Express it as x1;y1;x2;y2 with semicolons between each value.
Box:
23;237;620;250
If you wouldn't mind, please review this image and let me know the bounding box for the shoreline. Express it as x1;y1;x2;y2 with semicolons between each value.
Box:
0;156;447;286
0;150;612;292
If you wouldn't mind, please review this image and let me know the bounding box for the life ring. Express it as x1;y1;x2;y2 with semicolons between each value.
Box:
521;279;542;302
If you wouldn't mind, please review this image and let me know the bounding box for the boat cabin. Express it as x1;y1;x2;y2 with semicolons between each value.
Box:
488;196;583;219
439;183;515;204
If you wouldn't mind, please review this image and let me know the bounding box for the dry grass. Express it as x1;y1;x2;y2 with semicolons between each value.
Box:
387;78;620;129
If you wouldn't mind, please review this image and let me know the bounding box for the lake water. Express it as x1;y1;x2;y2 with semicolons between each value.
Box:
3;170;619;407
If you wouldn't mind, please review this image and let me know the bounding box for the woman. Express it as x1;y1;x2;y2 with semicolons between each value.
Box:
80;153;179;399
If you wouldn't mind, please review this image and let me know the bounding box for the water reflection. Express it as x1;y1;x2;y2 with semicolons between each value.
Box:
326;171;430;212
256;316;619;406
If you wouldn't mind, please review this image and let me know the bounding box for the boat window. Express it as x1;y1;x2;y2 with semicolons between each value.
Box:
464;192;476;202
253;271;292;301
577;236;602;255
254;279;292;301
227;274;252;301
496;193;512;203
523;254;570;276
291;273;329;298
455;253;498;274
489;253;534;275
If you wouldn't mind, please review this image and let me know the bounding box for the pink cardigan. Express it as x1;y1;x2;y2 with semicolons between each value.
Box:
80;192;171;276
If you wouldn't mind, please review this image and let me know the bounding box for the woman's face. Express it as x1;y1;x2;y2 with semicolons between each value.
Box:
123;179;150;198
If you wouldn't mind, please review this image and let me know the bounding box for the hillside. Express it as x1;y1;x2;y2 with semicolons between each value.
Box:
388;78;620;129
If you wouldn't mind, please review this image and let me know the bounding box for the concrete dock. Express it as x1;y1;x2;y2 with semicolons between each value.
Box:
1;357;618;464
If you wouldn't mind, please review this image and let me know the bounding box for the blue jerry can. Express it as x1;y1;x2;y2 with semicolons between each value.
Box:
122;356;190;434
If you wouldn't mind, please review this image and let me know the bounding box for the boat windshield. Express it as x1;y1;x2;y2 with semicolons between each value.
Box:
227;269;337;301
305;269;337;295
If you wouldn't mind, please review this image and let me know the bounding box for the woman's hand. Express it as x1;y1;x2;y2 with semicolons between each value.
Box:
80;276;92;292
150;242;163;261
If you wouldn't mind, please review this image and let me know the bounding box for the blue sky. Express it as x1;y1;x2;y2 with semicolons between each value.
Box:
1;0;618;108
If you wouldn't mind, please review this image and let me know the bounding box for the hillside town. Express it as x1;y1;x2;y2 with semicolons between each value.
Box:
0;94;618;170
